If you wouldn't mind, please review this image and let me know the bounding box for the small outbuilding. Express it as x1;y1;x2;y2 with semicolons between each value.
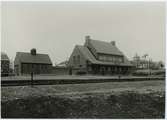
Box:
14;48;52;75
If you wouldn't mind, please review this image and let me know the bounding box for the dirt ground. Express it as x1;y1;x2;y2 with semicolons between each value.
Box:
1;80;165;118
2;80;164;101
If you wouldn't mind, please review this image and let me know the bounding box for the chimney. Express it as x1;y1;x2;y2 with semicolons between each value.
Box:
31;48;36;55
85;35;91;47
85;35;90;41
111;41;116;46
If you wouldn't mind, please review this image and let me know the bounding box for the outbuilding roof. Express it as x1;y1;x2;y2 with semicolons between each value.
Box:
1;52;9;61
56;60;68;67
15;52;52;64
89;39;123;56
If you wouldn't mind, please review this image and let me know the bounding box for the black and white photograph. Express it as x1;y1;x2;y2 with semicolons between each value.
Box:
1;0;165;119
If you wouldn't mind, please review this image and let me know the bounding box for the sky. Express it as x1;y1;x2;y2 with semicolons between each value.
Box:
1;1;165;65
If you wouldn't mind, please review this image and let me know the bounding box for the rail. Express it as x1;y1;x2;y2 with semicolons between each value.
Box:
1;76;165;87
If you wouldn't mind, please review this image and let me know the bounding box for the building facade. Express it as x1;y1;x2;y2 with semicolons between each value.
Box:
1;52;10;76
14;49;52;75
68;36;134;75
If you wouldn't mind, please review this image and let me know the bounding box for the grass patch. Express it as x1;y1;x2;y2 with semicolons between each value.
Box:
1;91;165;118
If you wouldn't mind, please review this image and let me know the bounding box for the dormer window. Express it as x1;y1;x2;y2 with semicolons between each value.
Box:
98;54;124;63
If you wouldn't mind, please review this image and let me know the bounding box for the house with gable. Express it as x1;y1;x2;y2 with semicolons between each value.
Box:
68;36;134;75
14;48;52;75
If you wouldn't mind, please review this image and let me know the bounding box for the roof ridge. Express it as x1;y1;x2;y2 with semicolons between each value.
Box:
15;52;52;64
90;39;111;44
17;51;49;55
75;45;83;47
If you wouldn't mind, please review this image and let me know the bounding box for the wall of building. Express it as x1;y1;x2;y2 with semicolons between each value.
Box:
21;63;52;75
52;67;69;75
68;46;87;69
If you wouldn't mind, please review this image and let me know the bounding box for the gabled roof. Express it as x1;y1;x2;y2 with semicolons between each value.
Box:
77;45;132;66
1;52;9;61
77;45;97;62
56;60;68;67
89;39;123;56
15;52;52;64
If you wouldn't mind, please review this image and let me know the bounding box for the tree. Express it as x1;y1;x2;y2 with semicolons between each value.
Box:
158;61;164;69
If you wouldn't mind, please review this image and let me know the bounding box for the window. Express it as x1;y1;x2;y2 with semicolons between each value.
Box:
104;56;107;61
73;56;76;64
28;64;31;73
99;56;102;60
109;56;112;61
99;55;124;62
99;55;106;61
112;57;115;62
88;66;92;71
77;55;80;64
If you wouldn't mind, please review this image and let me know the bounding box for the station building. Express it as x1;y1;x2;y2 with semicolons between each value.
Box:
68;36;134;75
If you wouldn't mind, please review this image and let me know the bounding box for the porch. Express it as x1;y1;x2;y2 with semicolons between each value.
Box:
87;64;133;75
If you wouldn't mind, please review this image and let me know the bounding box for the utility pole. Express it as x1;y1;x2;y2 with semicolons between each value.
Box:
31;64;34;87
31;72;33;87
148;58;152;76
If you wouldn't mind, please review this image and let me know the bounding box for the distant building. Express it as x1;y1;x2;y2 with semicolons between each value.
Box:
131;54;164;70
56;60;68;67
52;66;69;75
68;36;134;75
1;52;10;76
14;48;52;75
52;61;69;75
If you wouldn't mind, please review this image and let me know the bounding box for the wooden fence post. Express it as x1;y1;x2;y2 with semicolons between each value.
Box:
31;72;33;87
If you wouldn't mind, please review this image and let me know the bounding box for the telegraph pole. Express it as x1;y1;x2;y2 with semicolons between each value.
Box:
31;72;33;87
31;64;34;87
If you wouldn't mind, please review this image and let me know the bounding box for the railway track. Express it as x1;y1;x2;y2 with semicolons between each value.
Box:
1;76;165;87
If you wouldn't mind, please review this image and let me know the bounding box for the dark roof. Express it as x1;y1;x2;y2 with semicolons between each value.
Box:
56;60;68;67
16;52;52;64
1;52;9;61
77;45;132;66
77;45;97;62
89;39;123;56
58;60;68;65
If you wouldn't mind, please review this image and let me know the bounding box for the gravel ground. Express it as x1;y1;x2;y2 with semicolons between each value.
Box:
1;75;161;81
2;80;165;102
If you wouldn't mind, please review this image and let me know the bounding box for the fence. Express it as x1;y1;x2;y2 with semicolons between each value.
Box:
1;73;165;87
